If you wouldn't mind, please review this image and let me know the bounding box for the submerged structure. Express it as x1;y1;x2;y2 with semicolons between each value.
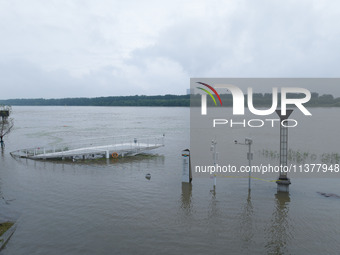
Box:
10;135;165;161
276;110;293;192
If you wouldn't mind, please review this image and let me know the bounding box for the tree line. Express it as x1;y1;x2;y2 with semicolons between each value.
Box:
0;93;339;107
191;92;340;107
0;95;190;107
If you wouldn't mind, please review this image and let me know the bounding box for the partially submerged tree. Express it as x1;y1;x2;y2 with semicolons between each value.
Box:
0;105;14;147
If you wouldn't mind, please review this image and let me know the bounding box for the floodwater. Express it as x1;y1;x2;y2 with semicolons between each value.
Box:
0;106;340;255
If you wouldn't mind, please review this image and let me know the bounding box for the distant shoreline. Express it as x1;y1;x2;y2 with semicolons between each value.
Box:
1;93;339;107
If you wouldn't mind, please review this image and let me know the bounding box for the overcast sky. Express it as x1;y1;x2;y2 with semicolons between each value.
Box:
1;0;340;99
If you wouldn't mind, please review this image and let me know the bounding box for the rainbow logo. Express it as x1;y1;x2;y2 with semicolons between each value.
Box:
196;82;223;106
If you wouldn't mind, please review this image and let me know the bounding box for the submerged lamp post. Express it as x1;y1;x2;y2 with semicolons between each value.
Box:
211;139;218;189
275;109;293;192
235;138;253;191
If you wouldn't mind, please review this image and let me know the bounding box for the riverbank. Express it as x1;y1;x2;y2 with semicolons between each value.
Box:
0;222;16;251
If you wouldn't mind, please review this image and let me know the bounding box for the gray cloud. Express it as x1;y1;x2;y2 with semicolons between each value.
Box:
0;0;340;99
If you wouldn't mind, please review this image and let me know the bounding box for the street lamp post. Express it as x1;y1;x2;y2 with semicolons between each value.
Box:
275;110;293;192
235;138;253;191
211;139;218;189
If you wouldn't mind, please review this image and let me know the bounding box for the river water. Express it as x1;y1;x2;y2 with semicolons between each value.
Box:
0;106;339;254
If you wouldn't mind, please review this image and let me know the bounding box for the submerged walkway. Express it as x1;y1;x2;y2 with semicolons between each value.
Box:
10;135;165;160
